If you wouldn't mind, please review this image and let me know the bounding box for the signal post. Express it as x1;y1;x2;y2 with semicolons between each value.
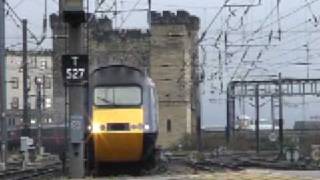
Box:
61;0;88;178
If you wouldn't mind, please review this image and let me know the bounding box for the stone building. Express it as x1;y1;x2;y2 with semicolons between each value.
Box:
90;28;150;72
5;50;54;132
150;11;200;147
50;15;67;127
50;10;201;148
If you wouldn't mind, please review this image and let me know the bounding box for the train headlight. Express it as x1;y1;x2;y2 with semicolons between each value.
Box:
87;125;92;131
92;123;104;133
144;124;150;131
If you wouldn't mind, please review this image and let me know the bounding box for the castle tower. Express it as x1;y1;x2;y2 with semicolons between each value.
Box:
150;11;200;147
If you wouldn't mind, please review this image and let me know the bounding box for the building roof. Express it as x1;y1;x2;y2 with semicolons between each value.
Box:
6;49;52;56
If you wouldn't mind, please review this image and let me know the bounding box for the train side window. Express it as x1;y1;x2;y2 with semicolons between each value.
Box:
44;77;51;89
153;88;159;122
167;119;172;133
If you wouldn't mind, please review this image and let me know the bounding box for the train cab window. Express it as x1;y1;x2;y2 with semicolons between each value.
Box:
94;86;142;106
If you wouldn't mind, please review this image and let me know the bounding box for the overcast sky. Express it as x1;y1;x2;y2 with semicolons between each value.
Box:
5;0;320;128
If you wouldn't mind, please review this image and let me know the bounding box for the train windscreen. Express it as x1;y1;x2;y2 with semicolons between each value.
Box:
94;86;142;106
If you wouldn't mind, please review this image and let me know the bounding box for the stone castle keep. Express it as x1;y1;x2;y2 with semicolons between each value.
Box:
50;10;201;147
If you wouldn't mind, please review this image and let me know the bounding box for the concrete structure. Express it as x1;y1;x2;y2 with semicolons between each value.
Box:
50;11;200;148
5;50;53;131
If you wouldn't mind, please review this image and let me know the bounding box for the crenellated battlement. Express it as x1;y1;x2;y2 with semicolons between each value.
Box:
93;29;150;42
151;10;200;31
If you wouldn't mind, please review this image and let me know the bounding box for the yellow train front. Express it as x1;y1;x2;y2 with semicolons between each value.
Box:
87;65;158;170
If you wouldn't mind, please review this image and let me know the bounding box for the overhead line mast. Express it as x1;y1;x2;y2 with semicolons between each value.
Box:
61;0;88;178
0;0;7;169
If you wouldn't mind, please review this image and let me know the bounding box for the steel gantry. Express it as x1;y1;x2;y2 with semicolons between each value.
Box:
226;74;320;155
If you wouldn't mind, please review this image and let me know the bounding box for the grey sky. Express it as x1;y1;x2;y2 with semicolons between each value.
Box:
4;0;320;128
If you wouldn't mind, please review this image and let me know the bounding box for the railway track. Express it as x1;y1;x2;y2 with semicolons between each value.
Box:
0;163;62;180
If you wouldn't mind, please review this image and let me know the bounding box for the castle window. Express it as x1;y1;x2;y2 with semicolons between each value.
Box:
44;76;51;89
30;57;37;68
11;97;19;109
8;118;12;126
45;98;52;108
166;119;172;133
11;77;19;89
40;61;47;70
8;118;16;126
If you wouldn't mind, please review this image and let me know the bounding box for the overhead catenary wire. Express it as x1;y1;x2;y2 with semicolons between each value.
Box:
259;34;320;65
198;0;231;44
5;1;39;43
4;0;49;48
304;0;318;25
118;0;143;29
227;0;320;81
209;1;279;83
230;0;320;46
237;34;320;80
249;0;320;40
148;2;220;9
226;6;251;31
201;0;320;93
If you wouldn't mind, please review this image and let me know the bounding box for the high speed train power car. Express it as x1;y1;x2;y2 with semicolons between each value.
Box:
87;65;158;171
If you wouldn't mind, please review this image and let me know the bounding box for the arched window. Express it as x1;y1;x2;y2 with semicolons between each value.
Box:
166;119;172;133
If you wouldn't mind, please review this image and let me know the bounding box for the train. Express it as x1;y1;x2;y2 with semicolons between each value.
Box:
87;65;159;172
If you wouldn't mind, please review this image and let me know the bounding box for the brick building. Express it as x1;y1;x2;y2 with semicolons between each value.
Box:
50;10;201;148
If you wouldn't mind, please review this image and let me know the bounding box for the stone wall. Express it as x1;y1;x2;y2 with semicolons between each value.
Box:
50;14;67;126
89;29;150;72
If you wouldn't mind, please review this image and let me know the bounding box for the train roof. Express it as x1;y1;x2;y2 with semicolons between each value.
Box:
90;65;153;87
91;65;144;76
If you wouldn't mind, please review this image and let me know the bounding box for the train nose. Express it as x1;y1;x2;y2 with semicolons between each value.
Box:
92;108;145;162
93;132;144;162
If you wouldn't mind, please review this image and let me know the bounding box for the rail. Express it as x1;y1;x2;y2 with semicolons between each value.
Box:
0;163;62;180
